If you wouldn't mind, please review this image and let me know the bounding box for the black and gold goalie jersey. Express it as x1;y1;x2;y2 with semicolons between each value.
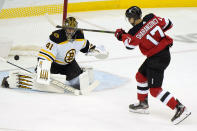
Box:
38;29;91;65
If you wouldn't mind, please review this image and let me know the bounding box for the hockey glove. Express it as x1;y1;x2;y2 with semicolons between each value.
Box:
115;29;126;41
86;44;109;59
122;34;136;49
88;44;96;52
122;34;132;43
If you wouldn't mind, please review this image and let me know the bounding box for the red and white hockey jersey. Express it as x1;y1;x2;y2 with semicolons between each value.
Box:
122;13;173;57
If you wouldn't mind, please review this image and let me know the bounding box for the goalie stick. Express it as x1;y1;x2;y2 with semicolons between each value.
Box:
0;57;80;95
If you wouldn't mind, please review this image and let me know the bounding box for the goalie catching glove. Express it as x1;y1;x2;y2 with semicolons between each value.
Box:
86;44;109;59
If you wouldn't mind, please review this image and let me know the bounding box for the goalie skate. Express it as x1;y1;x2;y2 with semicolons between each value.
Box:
171;100;191;125
1;76;9;88
129;98;149;114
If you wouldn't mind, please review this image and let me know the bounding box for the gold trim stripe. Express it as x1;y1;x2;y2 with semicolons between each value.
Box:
55;60;65;64
40;49;56;60
82;40;87;47
59;41;69;45
59;39;85;45
38;53;53;62
75;39;85;42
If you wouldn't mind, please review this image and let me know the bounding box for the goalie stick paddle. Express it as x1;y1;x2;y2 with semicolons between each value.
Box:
0;57;80;95
56;25;115;34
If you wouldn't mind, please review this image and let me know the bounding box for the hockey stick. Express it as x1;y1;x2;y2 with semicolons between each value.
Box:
0;57;32;73
56;25;115;34
0;57;80;95
45;14;115;34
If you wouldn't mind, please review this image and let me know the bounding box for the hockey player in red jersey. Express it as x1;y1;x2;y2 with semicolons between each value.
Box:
115;6;191;125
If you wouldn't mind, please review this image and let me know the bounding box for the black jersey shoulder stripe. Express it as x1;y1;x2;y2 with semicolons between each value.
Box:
80;40;90;53
163;20;172;32
128;22;143;36
39;51;55;62
128;13;155;36
50;29;85;44
73;29;85;39
143;13;155;22
50;29;67;44
126;47;134;50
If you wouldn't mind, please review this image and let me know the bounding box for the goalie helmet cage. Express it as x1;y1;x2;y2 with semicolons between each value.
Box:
7;0;68;57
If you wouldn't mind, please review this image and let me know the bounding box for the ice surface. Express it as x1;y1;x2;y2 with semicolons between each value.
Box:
0;8;197;131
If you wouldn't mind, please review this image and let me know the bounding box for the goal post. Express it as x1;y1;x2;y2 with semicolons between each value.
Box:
63;0;68;26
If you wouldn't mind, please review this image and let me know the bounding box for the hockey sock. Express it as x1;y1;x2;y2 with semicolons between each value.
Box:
150;88;178;110
136;72;149;101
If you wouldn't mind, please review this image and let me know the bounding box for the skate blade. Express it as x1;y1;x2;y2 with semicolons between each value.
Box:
129;108;149;114
173;111;191;125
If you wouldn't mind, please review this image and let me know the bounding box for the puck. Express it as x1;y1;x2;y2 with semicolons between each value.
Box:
14;55;19;60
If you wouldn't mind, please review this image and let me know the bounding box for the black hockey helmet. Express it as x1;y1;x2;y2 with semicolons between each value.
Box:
125;6;142;20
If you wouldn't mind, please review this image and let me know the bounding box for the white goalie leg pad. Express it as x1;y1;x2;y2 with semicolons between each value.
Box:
7;70;35;89
82;67;94;84
7;70;76;94
50;79;80;95
79;71;89;91
50;74;80;95
79;68;99;95
36;59;51;85
7;70;64;93
33;81;66;93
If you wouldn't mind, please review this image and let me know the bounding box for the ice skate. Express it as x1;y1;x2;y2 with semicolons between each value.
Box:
171;99;191;125
1;76;9;88
129;98;149;114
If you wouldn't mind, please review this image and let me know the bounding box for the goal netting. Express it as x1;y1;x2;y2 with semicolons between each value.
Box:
0;0;68;58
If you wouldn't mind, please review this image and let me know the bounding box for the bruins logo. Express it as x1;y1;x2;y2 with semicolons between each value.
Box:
65;49;76;63
54;33;60;38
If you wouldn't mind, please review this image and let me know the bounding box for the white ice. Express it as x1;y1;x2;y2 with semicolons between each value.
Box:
0;8;197;131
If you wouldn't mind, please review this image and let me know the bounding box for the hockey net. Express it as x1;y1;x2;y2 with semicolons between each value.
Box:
0;0;68;58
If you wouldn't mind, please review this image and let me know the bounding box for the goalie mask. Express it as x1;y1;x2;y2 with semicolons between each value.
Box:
64;17;78;41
